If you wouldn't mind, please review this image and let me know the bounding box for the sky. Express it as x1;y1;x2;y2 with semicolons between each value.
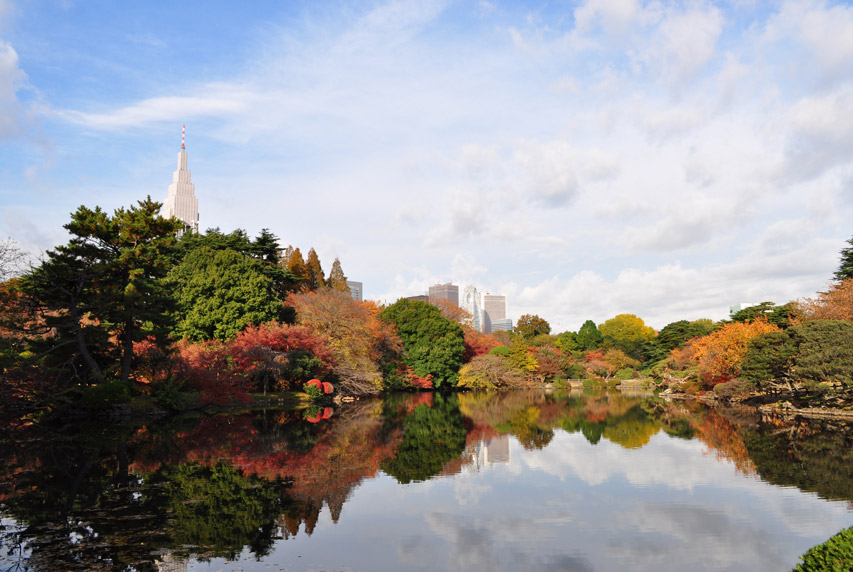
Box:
1;0;852;332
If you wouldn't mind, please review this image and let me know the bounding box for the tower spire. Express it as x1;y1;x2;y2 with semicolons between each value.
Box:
181;124;185;149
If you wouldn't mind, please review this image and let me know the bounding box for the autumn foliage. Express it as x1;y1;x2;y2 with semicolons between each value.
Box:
689;318;779;386
795;278;853;322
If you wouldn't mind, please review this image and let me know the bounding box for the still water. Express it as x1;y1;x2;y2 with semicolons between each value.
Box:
1;390;851;571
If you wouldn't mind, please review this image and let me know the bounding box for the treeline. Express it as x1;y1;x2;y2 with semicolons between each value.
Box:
455;236;853;401
1;197;851;413
0;197;489;412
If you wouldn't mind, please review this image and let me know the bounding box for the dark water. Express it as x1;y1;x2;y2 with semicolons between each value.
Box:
1;390;851;571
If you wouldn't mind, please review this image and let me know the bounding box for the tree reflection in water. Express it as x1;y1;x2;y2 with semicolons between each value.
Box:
1;390;852;570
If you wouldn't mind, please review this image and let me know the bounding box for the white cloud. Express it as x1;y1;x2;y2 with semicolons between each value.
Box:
0;39;26;139
657;6;723;86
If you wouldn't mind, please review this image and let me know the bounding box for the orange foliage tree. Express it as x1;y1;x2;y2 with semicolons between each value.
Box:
795;278;853;322
288;289;402;394
690;318;779;386
432;298;473;327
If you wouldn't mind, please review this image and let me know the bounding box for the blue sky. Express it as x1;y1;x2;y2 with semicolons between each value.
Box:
2;0;852;331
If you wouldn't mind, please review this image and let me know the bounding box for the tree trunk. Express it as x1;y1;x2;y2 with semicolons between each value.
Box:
70;306;105;383
120;321;133;383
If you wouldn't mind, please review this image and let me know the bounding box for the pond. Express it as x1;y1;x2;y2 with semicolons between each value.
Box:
1;390;851;571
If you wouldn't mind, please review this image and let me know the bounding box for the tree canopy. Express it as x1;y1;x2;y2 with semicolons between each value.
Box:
515;314;551;339
599;314;656;342
834;235;853;281
167;247;284;341
380;298;465;388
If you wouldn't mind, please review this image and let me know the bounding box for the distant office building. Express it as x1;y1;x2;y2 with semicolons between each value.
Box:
482;293;507;333
429;282;459;306
406;294;430;302
730;303;757;316
491;318;513;332
462;285;482;332
347;281;363;302
161;125;199;236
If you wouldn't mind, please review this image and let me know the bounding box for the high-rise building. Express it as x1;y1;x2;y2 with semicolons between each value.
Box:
347;280;363;302
482;293;508;334
483;293;507;321
161;125;199;235
429;282;459;306
462;285;482;332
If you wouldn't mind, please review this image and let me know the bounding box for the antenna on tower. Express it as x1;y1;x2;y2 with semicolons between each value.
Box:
181;125;185;149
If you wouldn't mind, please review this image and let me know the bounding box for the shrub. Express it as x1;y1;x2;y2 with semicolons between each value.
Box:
791;526;853;572
614;368;635;380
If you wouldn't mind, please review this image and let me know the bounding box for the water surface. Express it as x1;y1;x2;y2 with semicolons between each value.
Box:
1;390;851;571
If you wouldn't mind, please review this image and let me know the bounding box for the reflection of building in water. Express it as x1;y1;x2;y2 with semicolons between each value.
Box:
467;435;512;472
157;552;188;572
485;434;510;464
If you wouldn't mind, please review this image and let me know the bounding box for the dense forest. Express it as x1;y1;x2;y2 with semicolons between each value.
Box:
0;197;851;416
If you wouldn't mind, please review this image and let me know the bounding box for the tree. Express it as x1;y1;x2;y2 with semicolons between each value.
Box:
730;301;792;328
599;314;656;342
251;228;281;264
288;289;402;395
432;298;473;326
508;334;538;374
167;247;283;341
834;235;853;281
327;258;349;292
458;354;527;389
305;248;325;291
796;279;853;322
690;318;779;385
285;247;310;292
656;319;715;352
380;298;465;388
0;237;28;282
515;314;551;339
576;320;604;350
22;197;181;382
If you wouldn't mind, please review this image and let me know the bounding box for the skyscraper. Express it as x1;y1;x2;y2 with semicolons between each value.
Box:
161;125;199;235
429;283;459;306
482;293;508;334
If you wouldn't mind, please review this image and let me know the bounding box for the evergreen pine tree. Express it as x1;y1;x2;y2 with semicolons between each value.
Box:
834;235;853;281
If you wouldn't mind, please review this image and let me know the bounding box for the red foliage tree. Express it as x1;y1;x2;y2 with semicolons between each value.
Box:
462;326;502;362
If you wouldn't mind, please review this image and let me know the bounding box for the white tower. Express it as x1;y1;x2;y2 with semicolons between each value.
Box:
161;125;199;235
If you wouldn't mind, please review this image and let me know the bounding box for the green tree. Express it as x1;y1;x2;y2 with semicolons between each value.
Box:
22;197;181;382
251;228;281;264
730;301;793;328
576;319;604;350
834;235;853;282
554;330;579;353
599;314;656;342
515;314;551;339
327;257;349;292
305;248;325;291
380;298;465;388
740;320;853;393
167;247;283;341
